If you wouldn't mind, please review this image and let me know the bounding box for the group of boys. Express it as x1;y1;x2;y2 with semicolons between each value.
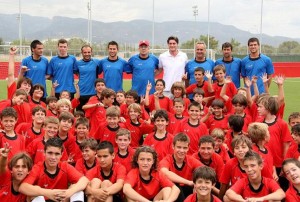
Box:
0;36;299;202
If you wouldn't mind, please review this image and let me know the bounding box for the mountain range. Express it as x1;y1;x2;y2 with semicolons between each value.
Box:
0;13;299;47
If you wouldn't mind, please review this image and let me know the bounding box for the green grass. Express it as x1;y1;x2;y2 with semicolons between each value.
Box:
2;78;299;122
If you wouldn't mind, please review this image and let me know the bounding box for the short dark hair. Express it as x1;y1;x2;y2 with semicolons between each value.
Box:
131;146;158;170
232;94;247;107
155;79;165;87
243;150;263;165
167;36;179;44
193;166;216;184
80;138;98;151
199;135;215;147
222;42;233;50
32;105;46;116
75;117;89;128
1;107;17;120
194;67;205;75
74;110;85;118
94;78;106;87
288;112;300;123
45;137;64;152
193;88;205;97
125;90;139;102
97;141;114;154
153;109;169;122
107;41;119;49
58;112;75;124
228;115;244;132
211;99;224;109
282;158;300;173
231;135;252;151
173;132;190;146
58;38;68;46
30;40;43;52
188;101;201;110
17;77;32;90
81;44;92;52
292;124;300;136
30;84;45;98
248;37;260;46
46;96;58;104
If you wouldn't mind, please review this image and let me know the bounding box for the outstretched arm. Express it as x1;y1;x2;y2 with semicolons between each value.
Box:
8;47;18;87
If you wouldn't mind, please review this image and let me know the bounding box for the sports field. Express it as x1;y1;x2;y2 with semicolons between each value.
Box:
0;78;299;122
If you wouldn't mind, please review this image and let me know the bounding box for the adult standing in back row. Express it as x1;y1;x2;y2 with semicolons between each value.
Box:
241;37;274;95
98;41;128;92
47;39;77;99
157;36;188;98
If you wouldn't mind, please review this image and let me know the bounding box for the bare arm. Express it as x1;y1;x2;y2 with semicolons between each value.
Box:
74;82;80;99
247;188;285;202
261;73;270;94
224;189;246;202
166;185;180;202
220;76;232;102
155;68;163;77
105;179;124;195
0;143;10;174
283;142;290;159
63;176;89;199
123;183;151;202
160;167;193;186
273;75;285;107
144;81;152;107
8;47;18;87
204;71;214;93
219;183;229;201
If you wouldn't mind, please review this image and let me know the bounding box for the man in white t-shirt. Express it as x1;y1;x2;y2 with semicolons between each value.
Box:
157;36;188;97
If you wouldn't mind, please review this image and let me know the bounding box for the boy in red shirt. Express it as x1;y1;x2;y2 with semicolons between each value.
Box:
159;133;203;201
285;123;300;160
0;89;27;112
15;105;46;147
73;117;90;160
174;102;209;155
282;158;300;202
205;65;237;100
167;98;186;134
184;166;221;202
123;146;180;202
0;145;32;201
0;107;25;160
202;99;229;133
28;84;46;110
211;128;230;164
114;128;135;173
248;122;278;180
93;106;125;147
192;135;224;192
123;103;153;148
145;79;170;112
257;95;293;190
75;138;98;175
86;141;126;201
225;151;285;202
143;109;173;161
83;87;115;135
19;137;89;202
288;112;300;128
45;96;58;117
26;116;68;164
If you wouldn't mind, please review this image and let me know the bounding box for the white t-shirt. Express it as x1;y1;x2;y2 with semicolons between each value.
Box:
158;50;188;91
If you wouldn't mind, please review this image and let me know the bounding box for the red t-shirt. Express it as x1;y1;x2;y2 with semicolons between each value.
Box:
186;81;211;98
174;118;209;155
0;99;13;113
93;123;125;148
125;168;174;200
15;122;44;147
147;95;170;112
143;132;174;161
28;97;47;111
58;134;81;162
46;109;58;117
159;154;203;181
192;152;224;182
0;132;25;160
75;158;98;175
184;193;221;202
120;103;150;121
123;119;154;148
85;163;126;182
168;97;190;115
23;161;83;189
264;118;293;167
219;157;247;185
285;141;300;160
252;144;274;179
286;185;300;202
212;82;237;100
114;147;135;173
84;96;106;137
26;136;68;164
215;144;230;164
230;177;280;200
167;113;185;134
205;115;229;133
0;168;27;201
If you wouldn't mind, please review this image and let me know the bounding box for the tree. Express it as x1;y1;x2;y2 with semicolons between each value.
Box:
278;41;300;54
0;37;3;45
230;38;241;49
261;44;276;54
181;35;219;50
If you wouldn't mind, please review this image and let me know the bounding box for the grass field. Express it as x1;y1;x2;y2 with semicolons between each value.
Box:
0;78;299;122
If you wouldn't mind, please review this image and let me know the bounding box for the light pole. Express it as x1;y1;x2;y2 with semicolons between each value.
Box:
17;0;22;56
152;0;155;53
87;0;92;44
260;0;263;52
207;0;210;58
192;5;198;58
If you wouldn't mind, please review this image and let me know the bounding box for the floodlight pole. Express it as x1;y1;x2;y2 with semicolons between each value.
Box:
192;5;198;58
152;0;155;53
18;0;22;56
260;0;263;52
87;0;92;44
207;0;210;58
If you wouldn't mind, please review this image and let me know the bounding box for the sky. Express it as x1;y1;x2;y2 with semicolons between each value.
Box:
1;0;299;38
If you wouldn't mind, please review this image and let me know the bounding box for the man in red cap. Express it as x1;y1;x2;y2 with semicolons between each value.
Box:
127;40;159;96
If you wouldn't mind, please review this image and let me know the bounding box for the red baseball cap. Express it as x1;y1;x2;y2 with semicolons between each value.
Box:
139;40;150;46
